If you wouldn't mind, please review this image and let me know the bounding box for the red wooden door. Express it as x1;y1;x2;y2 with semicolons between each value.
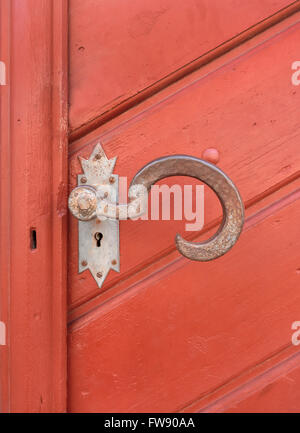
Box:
67;0;300;413
1;0;300;413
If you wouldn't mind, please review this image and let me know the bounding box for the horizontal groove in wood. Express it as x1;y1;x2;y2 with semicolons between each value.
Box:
68;194;300;412
70;17;299;306
68;10;300;159
68;15;300;310
179;344;300;413
69;1;300;142
68;174;300;323
69;171;300;315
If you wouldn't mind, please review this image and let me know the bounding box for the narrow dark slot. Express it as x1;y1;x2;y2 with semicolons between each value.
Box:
94;232;103;247
30;228;37;250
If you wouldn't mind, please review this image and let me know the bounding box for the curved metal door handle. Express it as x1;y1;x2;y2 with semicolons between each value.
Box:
130;155;244;261
68;144;244;286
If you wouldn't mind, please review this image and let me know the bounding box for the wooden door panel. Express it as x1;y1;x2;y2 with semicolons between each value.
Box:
69;0;297;134
225;363;300;413
68;18;300;308
67;2;300;414
68;193;300;412
180;344;300;412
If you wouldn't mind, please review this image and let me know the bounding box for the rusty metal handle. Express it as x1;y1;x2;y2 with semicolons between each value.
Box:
69;154;244;262
68;145;244;286
130;155;244;261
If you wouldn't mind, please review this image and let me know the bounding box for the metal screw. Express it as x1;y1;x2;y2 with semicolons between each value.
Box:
81;176;87;184
96;272;102;278
81;260;87;267
109;176;115;184
111;259;117;266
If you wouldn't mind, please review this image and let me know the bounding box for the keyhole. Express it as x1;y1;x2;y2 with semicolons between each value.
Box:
94;232;103;247
30;228;37;250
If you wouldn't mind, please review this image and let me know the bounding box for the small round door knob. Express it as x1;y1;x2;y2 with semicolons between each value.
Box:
68;186;97;221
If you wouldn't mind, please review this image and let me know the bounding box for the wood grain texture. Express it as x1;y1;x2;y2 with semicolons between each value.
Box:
181;345;300;412
224;363;300;413
68;175;300;323
68;192;300;412
0;0;11;414
69;0;299;135
0;0;68;413
68;18;300;308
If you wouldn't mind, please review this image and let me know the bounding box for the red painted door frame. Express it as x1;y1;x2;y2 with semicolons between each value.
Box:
0;0;68;412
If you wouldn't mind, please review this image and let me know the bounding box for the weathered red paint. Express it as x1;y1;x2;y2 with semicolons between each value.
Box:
68;14;300;309
69;0;300;139
0;0;68;413
1;0;300;414
67;2;300;413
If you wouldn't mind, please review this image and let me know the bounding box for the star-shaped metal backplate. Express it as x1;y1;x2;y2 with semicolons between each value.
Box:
78;142;120;288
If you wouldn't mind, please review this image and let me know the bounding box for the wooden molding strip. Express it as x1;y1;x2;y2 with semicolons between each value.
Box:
0;0;11;414
0;0;68;413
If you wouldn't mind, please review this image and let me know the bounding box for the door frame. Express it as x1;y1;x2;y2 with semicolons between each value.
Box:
0;0;68;412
